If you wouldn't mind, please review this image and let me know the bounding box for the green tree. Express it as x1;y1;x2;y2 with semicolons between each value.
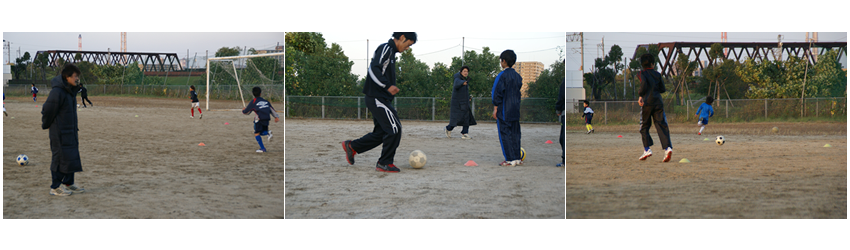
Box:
809;49;846;97
449;47;500;98
215;47;242;57
585;45;624;100
672;52;698;105
527;59;566;99
396;48;432;97
285;32;358;96
738;56;812;99
429;62;454;98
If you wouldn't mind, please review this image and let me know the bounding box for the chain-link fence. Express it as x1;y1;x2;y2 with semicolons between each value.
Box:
5;84;286;103
285;96;847;124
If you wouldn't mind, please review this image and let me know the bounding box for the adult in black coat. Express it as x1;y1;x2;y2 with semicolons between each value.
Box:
445;66;477;139
79;83;93;107
556;79;566;167
42;64;85;196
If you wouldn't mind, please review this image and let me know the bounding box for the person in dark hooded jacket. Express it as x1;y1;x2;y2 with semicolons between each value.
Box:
444;66;476;139
42;64;86;196
637;53;673;163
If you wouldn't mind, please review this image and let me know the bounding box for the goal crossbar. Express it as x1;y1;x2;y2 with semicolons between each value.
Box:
205;52;284;111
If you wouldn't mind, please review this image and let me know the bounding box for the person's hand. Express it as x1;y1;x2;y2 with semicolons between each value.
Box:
463;81;467;86
557;111;563;116
638;97;644;107
492;106;498;120
388;85;400;95
275;117;280;123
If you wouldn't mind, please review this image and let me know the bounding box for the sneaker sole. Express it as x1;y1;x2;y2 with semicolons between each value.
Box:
639;154;652;160
375;167;399;173
341;141;355;165
663;152;672;162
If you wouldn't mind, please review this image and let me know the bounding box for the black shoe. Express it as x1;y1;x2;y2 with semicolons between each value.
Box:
341;140;356;165
376;163;400;173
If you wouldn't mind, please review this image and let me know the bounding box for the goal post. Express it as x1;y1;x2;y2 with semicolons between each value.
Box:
205;52;284;111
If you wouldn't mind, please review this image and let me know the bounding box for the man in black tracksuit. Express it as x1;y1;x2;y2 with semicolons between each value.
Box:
342;32;417;173
637;53;673;162
79;83;92;107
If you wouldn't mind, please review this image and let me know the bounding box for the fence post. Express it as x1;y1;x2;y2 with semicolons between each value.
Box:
604;101;608;125
816;100;819;117
764;99;768;119
725;100;728;118
432;97;435;121
358;97;361;120
322;96;325;119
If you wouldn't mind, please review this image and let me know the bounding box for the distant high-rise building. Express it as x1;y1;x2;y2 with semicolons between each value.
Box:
513;61;544;97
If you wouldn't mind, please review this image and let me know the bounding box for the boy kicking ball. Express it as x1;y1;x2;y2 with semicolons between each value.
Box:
695;96;714;135
242;87;279;153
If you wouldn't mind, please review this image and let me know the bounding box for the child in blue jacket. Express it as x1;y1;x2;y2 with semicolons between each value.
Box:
491;50;523;167
695;96;715;135
242;87;279;153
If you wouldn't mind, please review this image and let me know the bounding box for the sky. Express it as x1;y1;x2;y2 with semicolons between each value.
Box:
319;31;565;78
570;32;847;72
2;32;284;65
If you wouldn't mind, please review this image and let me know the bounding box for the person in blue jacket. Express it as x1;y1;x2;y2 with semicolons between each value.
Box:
242;86;279;153
695;96;715;135
491;50;523;167
342;32;416;173
41;64;86;196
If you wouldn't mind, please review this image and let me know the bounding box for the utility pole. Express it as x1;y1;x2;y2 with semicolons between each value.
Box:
580;32;584;73
462;37;465;65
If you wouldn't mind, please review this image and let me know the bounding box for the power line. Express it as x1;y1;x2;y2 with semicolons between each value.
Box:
466;35;563;41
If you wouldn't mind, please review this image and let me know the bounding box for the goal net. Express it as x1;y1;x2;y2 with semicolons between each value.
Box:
205;52;284;111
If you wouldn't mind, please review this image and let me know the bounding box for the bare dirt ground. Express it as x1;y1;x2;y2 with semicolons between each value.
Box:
284;119;568;219
285;117;846;219
4;96;285;218
4;96;846;219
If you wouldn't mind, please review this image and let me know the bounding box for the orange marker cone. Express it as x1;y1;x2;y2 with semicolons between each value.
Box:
545;140;553;144
617;135;623;138
464;160;478;167
198;143;205;146
224;122;229;125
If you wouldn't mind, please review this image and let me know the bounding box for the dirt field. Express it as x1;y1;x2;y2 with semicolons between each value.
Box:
4;96;285;218
285;117;846;219
4;96;846;219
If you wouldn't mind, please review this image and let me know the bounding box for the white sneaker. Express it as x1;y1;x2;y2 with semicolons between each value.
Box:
256;149;266;153
461;134;471;139
199;113;203;119
663;148;672;162
64;184;85;193
513;160;523;166
639;149;652;161
191;115;194;118
499;161;516;167
445;129;451;138
267;131;273;141
50;187;71;196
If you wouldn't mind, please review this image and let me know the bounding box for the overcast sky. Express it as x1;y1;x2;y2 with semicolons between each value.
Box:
319;31;565;78
3;32;284;63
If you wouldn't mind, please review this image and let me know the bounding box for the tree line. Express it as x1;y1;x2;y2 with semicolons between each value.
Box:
584;43;847;102
284;32;566;100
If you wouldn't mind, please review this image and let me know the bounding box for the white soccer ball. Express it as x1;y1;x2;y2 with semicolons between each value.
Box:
716;136;725;146
409;150;427;169
16;154;29;166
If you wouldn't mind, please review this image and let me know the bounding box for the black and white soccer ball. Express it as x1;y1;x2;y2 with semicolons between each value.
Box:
716;136;725;146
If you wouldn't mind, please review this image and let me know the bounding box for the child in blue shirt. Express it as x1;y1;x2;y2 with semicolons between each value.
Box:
582;100;594;134
242;87;279;153
695;96;715;135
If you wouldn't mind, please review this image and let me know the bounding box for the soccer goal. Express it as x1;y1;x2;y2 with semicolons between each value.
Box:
205;52;284;111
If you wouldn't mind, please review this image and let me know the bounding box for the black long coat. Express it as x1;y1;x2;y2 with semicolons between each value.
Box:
448;72;477;127
41;75;82;173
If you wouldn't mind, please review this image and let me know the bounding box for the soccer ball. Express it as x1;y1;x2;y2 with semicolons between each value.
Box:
520;147;526;161
16;154;29;166
409;150;427;169
716;136;725;146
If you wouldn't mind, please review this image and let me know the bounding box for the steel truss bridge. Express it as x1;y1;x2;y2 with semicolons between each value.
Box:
34;50;183;72
634;42;846;77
